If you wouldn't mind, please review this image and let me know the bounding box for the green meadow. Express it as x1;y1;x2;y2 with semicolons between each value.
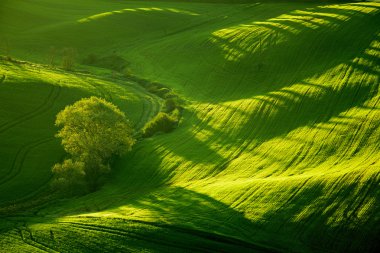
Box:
0;0;379;252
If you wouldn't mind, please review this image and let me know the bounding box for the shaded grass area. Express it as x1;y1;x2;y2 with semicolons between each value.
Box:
0;187;282;252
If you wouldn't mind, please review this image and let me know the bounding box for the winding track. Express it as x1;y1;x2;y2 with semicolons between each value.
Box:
0;137;54;187
0;85;61;134
0;61;162;206
59;220;278;252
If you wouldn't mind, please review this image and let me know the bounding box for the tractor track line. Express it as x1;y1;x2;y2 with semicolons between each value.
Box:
0;137;54;186
62;220;279;253
0;85;61;134
62;222;215;253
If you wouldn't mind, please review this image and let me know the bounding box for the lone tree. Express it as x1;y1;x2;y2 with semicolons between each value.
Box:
53;96;135;193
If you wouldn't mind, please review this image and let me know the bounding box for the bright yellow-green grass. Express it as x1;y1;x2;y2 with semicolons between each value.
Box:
0;0;379;252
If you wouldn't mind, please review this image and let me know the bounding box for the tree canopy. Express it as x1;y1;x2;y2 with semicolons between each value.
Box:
53;96;135;193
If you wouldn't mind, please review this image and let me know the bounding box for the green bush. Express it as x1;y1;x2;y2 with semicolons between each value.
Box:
47;46;57;66
82;54;128;72
170;108;182;121
54;96;136;193
51;159;86;196
164;98;177;113
142;112;178;137
82;53;98;65
62;47;76;70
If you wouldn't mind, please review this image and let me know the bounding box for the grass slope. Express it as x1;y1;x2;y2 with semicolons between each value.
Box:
0;59;162;205
0;0;379;252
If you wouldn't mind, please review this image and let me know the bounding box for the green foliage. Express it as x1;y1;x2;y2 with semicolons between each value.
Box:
123;73;179;100
47;46;57;66
142;112;178;138
54;96;136;192
0;58;157;206
51;159;86;196
164;97;183;113
61;47;76;70
82;54;129;72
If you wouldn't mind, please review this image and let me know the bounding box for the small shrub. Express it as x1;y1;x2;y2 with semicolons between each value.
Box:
82;54;128;72
146;85;159;94
102;55;128;71
147;86;171;97
151;82;166;90
62;48;76;70
170;108;182;121
164;98;177;113
82;53;98;65
47;46;57;66
51;159;86;196
157;88;171;97
163;91;177;99
142;112;178;137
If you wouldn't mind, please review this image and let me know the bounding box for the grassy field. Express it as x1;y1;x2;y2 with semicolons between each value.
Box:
0;0;379;252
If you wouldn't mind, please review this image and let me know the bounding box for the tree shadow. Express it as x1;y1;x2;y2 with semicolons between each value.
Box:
3;175;379;252
196;2;380;102
151;65;379;175
256;173;380;252
152;8;380;174
240;79;377;142
0;187;282;252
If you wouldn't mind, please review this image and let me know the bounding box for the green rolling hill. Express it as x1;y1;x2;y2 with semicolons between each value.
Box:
0;0;379;252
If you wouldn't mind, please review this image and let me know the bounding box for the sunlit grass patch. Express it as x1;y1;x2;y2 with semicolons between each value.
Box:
78;6;200;23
